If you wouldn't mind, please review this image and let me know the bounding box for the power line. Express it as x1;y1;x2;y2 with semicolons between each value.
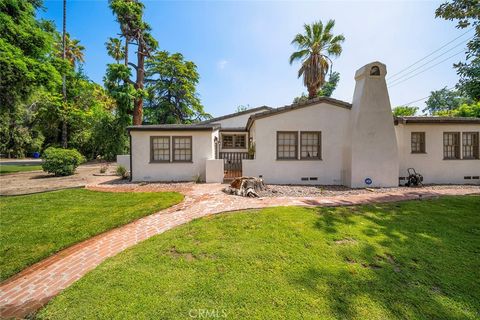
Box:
387;37;471;86
388;50;464;89
387;27;474;81
400;86;455;106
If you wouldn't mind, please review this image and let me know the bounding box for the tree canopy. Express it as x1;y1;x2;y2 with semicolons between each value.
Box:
290;20;345;99
436;0;480;101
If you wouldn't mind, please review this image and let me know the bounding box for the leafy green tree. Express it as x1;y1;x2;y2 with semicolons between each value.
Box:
236;105;249;112
109;0;158;125
289;20;345;99
423;87;471;114
0;0;63;157
436;0;479;100
392;106;418;116
435;101;480;117
144;51;210;124
317;71;340;97
293;72;340;103
105;37;125;64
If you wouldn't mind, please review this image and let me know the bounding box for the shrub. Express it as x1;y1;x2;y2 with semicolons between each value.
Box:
42;147;85;176
116;165;129;179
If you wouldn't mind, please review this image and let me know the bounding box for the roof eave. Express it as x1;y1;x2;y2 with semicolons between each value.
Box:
127;125;220;132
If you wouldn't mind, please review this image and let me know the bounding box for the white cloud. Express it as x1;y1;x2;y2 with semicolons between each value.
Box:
217;59;228;70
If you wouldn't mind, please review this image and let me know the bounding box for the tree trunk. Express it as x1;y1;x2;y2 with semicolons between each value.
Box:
61;120;68;148
124;35;129;67
132;41;145;125
308;85;316;99
61;0;68;148
224;177;266;197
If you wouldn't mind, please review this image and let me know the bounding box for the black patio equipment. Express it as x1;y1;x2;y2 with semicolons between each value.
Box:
405;168;423;187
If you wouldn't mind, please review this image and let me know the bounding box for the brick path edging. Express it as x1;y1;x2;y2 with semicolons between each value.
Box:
0;184;478;318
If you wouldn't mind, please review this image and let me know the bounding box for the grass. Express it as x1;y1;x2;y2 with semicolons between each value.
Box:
0;189;183;281
0;163;43;175
37;195;480;320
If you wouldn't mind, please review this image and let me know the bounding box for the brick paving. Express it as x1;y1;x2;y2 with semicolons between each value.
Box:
0;183;479;318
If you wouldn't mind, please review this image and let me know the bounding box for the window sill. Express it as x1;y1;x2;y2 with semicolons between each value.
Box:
276;158;323;161
460;158;480;160
172;160;193;163
150;160;170;164
443;158;462;160
411;152;427;154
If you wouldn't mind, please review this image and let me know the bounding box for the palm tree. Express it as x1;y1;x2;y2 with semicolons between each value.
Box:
56;33;85;68
105;37;125;64
64;34;85;67
289;20;345;99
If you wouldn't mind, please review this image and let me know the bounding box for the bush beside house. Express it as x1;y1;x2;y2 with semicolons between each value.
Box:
42;148;85;176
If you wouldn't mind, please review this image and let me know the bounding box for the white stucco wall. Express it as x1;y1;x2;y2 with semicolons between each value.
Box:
347;62;399;188
396;123;480;184
116;154;130;171
206;159;224;183
130;130;215;182
244;102;351;185
211;108;270;128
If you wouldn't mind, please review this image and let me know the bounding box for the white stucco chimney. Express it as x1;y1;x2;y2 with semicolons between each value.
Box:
346;61;399;188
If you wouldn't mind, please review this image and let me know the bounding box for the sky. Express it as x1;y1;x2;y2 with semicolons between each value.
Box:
38;0;473;117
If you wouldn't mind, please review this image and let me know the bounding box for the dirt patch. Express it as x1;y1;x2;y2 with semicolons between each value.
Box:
0;162;119;196
345;257;357;264
334;238;357;245
167;247;196;262
362;263;382;270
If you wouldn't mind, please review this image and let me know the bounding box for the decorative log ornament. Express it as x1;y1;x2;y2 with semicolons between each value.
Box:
223;176;266;197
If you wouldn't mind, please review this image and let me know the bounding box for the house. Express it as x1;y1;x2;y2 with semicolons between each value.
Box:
123;61;480;187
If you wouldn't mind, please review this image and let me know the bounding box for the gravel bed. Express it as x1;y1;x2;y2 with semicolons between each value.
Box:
257;184;480;198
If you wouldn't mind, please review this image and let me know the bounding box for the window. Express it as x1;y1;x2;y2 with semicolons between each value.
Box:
462;132;479;159
234;135;246;148
221;134;246;149
277;131;298;160
300;131;321;160
173;136;192;162
411;132;425;153
443;132;460;159
150;136;170;162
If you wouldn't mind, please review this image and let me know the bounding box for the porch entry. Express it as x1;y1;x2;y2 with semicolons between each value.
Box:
219;152;250;179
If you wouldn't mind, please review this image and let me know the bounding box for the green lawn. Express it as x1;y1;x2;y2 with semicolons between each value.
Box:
37;195;480;320
0;163;43;175
0;189;183;281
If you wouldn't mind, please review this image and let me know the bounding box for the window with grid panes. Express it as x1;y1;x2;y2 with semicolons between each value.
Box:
411;132;425;153
443;132;460;159
462;132;479;159
150;136;170;162
300;132;321;159
234;135;246;148
277;132;298;159
173;136;192;162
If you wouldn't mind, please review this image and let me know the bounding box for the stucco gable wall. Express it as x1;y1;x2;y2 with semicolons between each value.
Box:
212;108;270;128
130;130;214;182
244;102;351;185
396;123;480;184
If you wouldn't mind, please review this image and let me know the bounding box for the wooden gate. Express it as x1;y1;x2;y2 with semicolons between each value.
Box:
219;152;250;179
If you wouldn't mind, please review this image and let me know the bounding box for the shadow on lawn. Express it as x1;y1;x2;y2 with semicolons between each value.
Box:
296;197;480;319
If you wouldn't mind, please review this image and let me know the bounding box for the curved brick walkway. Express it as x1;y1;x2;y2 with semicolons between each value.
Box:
1;183;478;318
